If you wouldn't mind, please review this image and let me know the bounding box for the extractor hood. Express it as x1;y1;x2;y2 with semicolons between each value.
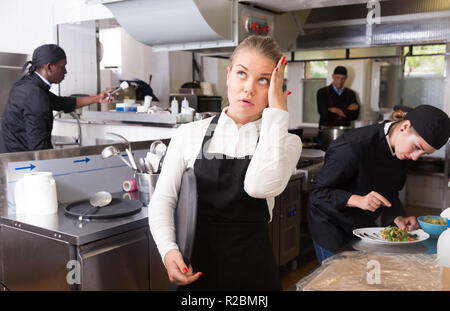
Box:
95;0;291;53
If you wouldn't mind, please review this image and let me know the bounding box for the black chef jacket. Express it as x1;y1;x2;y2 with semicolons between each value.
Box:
307;122;409;252
0;73;76;153
317;84;360;127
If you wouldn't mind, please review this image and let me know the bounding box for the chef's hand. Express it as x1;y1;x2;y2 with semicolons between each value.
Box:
97;89;118;103
268;56;291;112
328;107;347;118
394;216;419;231
347;103;359;111
347;191;391;212
164;249;202;286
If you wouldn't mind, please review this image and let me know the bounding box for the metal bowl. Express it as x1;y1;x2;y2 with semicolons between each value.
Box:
318;126;353;150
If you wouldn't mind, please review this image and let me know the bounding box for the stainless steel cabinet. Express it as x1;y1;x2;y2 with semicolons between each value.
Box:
0;223;150;290
269;175;302;267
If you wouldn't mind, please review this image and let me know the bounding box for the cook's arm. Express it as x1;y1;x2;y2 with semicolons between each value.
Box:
344;91;360;121
317;89;337;119
244;108;302;198
74;89;112;109
309;142;358;213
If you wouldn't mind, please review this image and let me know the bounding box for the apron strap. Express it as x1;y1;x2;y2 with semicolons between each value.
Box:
200;113;260;160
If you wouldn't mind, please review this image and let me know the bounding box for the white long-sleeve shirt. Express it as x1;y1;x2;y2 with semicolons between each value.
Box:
148;107;302;261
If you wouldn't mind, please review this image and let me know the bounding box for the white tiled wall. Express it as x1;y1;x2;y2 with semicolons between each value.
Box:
58;21;98;100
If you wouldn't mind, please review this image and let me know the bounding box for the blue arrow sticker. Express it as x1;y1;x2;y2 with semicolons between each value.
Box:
73;157;90;164
15;164;36;171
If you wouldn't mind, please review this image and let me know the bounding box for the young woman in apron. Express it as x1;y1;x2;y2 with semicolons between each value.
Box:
148;35;302;290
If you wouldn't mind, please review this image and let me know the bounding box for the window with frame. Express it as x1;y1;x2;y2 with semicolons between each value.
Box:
403;44;446;77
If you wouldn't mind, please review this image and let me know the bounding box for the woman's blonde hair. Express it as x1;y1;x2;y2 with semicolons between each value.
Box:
229;35;283;67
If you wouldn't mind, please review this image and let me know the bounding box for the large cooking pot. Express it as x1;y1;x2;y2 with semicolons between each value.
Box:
318;126;353;150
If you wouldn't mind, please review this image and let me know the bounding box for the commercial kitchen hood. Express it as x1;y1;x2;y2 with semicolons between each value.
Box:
95;0;293;53
297;0;450;49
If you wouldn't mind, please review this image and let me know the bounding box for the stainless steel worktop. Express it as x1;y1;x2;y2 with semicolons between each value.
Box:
0;192;147;246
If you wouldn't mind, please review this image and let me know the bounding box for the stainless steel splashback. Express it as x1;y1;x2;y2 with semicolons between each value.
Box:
0;52;28;122
0;140;169;216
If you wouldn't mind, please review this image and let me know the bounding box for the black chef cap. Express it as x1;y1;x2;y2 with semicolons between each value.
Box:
405;105;450;150
333;66;347;76
21;44;66;74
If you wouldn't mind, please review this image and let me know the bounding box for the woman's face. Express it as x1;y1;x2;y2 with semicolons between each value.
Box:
226;48;276;122
394;121;436;161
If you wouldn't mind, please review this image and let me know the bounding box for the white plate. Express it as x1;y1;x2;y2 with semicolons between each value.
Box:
352;227;429;244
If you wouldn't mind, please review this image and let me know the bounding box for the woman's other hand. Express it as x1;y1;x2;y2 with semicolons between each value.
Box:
163;249;202;286
268;56;290;112
347;191;392;212
394;216;419;231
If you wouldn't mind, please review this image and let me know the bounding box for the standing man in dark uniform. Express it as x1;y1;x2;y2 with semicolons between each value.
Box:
316;66;360;127
0;44;113;153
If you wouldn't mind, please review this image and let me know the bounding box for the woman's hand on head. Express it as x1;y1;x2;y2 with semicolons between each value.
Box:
163;249;202;286
268;56;290;112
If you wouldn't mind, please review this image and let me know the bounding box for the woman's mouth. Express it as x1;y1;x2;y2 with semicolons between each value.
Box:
239;99;253;107
403;154;410;160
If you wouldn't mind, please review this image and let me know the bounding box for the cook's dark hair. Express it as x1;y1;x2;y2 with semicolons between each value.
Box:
229;35;282;66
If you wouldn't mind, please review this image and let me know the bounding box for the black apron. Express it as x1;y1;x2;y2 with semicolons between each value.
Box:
180;114;281;291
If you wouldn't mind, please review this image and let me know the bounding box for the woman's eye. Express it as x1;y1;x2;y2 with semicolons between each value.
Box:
237;71;246;78
258;78;269;84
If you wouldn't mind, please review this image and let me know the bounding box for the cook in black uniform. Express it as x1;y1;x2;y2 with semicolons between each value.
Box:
308;105;450;264
0;44;113;153
316;66;360;127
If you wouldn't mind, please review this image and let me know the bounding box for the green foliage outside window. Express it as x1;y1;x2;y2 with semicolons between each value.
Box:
403;44;446;77
309;61;328;78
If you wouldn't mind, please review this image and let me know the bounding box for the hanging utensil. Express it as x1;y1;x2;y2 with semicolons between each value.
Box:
101;145;132;168
138;157;146;173
144;158;153;174
78;191;112;222
125;148;138;172
106;132;132;152
149;140;164;154
146;152;161;173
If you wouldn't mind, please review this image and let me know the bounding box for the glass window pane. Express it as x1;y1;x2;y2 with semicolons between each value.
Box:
309;61;328;78
404;55;445;77
412;44;446;55
403;46;410;56
302;79;326;123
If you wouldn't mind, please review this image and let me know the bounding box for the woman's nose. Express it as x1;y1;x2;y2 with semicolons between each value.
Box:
244;79;256;96
411;151;424;161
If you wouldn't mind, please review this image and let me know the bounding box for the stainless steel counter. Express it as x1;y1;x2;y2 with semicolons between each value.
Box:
0;192;147;246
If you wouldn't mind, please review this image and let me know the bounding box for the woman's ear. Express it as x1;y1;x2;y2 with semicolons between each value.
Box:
400;120;412;132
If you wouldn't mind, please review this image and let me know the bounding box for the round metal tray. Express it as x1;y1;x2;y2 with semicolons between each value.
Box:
64;197;142;220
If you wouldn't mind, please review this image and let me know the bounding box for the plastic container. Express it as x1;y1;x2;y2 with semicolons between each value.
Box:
437;208;450;290
116;103;137;112
181;97;189;109
171;98;179;114
144;95;152;108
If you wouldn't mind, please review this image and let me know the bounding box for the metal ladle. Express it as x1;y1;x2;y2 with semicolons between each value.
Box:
101;145;132;168
106;132;138;171
78;191;112;221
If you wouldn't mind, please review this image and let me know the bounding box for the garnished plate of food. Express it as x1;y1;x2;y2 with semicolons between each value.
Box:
353;226;429;244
